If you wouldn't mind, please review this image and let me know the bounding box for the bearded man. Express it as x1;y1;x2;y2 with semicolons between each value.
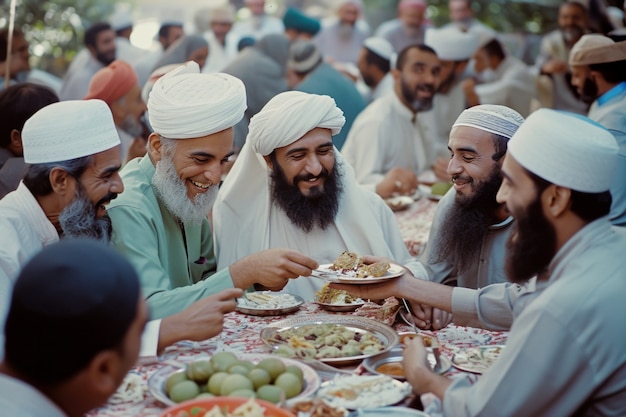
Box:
342;44;441;199
334;109;626;416
107;62;318;319
213;91;421;300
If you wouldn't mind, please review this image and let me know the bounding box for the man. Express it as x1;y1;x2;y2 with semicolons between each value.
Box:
107;62;317;319
0;29;30;89
335;109;626;415
287;40;365;150
463;35;534;117
84;60;147;164
282;7;321;41
214;91;420;300
201;4;237;73
109;10;148;66
342;44;441;199
0;83;58;198
134;21;184;87
375;0;432;53
420;26;480;180
356;37;394;102
229;0;284;48
0;239;147;416
0;99;240;363
60;23;116;101
533;0;589;113
444;0;489;32
313;0;368;66
569;35;626;226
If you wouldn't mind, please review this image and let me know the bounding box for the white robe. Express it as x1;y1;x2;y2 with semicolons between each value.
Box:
59;51;104;101
0;374;66;417
202;31;236;74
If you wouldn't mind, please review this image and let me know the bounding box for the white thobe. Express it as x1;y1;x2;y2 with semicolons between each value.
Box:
202;31;236;74
445;218;626;416
0;374;66;417
115;37;149;67
342;92;428;192
59;51;105;101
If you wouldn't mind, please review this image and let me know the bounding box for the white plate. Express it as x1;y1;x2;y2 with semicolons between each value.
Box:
385;195;413;211
317;375;412;409
148;353;320;407
363;346;452;378
451;345;505;374
314;263;405;284
356;407;430;416
418;185;443;201
236;292;303;316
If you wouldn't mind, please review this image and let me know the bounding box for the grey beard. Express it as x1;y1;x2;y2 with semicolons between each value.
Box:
152;154;218;225
59;187;112;244
337;22;355;40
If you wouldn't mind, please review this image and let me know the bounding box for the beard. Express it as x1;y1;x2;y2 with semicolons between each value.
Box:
561;25;584;45
437;68;457;94
579;76;598;104
433;164;504;273
337;22;355;40
270;158;343;233
121;114;144;138
95;50;115;66
400;77;435;112
505;193;557;284
59;183;115;243
152;153;218;225
362;72;377;88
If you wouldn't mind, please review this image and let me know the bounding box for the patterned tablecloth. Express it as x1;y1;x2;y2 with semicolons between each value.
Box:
88;302;507;417
393;196;440;257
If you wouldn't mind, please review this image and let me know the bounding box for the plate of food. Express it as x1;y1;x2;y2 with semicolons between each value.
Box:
236;292;303;316
314;283;365;312
148;352;320;407
385;195;413;212
451;345;505;374
261;315;399;366
160;397;295;417
363;346;452;379
317;375;412;410
312;251;405;284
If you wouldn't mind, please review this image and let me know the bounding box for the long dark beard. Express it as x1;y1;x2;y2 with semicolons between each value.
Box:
270;159;343;233
505;194;556;284
400;77;434;112
59;183;114;243
433;165;503;273
579;76;598;105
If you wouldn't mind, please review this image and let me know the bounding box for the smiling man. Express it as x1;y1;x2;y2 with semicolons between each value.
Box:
107;62;318;319
214;91;421;299
342;44;441;199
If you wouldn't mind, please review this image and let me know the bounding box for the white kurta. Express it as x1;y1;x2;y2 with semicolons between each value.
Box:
446;218;626;416
59;52;105;101
0;374;66;417
202;31;236;74
341;91;428;192
115;37;149;67
475;55;534;117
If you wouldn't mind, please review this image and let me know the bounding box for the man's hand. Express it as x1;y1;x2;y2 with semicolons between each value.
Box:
411;303;453;330
462;78;480;107
230;248;318;291
158;287;242;352
541;59;568;75
376;167;419;199
402;338;452;398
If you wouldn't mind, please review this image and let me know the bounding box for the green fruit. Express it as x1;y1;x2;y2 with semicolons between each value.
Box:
196;393;215;399
228;388;256;398
228;364;250;376
210;351;239;372
256;384;284;404
220;374;254;396
274;372;303;399
255;358;286;381
247;368;271;389
186;360;214;383
165;371;189;394
284;365;303;381
237;360;255;371
431;182;452;196
207;372;229;395
169;380;200;403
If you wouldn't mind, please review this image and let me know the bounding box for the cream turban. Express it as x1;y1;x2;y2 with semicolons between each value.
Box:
425;27;480;61
147;61;247;139
452;104;525;139
569;35;626;66
508;109;618;193
22;100;120;164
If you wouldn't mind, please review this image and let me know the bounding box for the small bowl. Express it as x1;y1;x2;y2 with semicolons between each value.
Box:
363;346;451;379
159;397;296;417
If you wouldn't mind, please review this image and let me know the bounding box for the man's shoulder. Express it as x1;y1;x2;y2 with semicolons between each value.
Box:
108;158;157;212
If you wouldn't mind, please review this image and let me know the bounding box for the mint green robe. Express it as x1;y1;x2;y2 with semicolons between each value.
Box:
107;156;233;319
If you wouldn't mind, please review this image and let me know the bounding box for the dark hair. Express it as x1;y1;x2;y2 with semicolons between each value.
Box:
23;156;93;197
84;22;112;48
364;48;390;74
491;133;509;162
526;168;612;222
482;39;506;61
0;28;25;61
561;1;588;17
0;83;59;149
589;60;626;84
395;44;437;70
158;22;183;40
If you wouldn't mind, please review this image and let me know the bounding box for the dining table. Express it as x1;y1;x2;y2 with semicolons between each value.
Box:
87;299;508;417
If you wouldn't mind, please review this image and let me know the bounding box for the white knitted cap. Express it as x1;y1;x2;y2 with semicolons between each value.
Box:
425;27;480;61
452;104;524;139
363;37;394;61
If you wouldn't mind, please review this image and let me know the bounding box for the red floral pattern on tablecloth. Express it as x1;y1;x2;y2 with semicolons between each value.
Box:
394;198;439;256
87;302;507;417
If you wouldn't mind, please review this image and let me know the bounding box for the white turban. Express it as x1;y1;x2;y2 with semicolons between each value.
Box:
452;104;525;139
425;27;480;61
508;109;618;193
22;100;120;164
147;61;247;139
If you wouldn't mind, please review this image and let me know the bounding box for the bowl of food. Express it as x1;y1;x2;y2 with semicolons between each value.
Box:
363;346;451;379
148;352;320;407
159;396;296;417
314;283;365;312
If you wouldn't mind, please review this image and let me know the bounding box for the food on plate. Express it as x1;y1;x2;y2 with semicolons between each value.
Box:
398;332;434;347
376;362;404;378
430;181;452;196
290;399;346;417
317;375;411;409
352;297;401;326
204;398;266;417
269;323;385;359
330;251;390;278
161;397;282;417
165;354;305;404
237;292;299;309
315;283;363;305
452;345;504;374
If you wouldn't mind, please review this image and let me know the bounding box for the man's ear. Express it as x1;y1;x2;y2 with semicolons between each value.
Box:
263;155;273;170
9;129;23;155
391;68;401;82
48;167;73;195
148;133;163;162
542;184;571;219
85;350;122;396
